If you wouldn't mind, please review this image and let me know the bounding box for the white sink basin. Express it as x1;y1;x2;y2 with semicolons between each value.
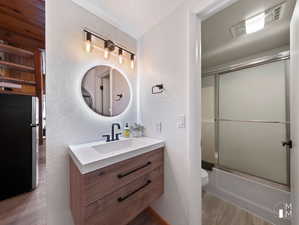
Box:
68;137;165;174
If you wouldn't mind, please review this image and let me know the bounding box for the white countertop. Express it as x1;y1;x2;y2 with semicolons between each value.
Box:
68;137;165;174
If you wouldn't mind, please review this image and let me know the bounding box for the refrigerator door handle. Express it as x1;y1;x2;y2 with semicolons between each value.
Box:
31;97;39;189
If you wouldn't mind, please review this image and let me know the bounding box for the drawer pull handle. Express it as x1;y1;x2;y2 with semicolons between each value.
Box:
117;162;151;179
118;180;152;202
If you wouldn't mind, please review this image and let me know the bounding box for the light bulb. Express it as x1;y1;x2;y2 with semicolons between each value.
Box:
104;48;109;59
245;13;265;34
118;48;123;64
85;40;92;53
119;55;123;64
130;54;135;69
85;32;92;53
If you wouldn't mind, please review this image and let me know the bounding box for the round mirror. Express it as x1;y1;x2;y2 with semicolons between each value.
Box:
81;65;131;117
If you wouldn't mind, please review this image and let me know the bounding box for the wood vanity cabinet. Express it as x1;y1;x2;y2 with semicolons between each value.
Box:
70;148;164;225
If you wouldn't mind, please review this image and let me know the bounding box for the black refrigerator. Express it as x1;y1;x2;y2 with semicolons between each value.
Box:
0;94;39;200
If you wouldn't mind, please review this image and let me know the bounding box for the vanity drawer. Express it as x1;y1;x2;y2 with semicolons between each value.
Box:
82;148;163;205
84;166;164;225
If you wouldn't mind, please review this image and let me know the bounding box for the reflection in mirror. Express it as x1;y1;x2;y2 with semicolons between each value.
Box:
81;65;130;117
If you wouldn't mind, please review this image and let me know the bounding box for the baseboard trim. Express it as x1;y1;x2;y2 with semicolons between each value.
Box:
146;207;171;225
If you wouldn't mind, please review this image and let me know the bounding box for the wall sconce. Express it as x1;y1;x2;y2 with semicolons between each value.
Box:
84;29;136;70
152;84;164;94
118;48;123;65
130;54;135;69
85;32;92;53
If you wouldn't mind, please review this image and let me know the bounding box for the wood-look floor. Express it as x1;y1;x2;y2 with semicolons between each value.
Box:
0;144;46;225
202;193;273;225
130;193;273;225
129;210;160;225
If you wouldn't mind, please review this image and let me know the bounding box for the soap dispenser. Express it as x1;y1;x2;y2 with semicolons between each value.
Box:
123;123;130;138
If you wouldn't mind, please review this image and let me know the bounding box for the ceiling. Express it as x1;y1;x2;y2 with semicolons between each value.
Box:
72;0;185;38
202;0;296;70
0;0;45;50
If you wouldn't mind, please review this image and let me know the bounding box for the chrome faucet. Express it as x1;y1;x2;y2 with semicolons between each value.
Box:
102;123;122;142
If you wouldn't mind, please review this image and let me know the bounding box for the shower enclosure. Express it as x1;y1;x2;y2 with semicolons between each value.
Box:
202;51;291;185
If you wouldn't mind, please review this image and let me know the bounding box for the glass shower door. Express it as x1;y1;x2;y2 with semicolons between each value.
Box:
202;75;216;164
218;60;289;185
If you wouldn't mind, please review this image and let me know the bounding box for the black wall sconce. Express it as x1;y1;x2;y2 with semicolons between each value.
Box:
152;84;164;94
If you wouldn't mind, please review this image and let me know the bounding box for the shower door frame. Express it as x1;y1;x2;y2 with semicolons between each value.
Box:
204;51;291;187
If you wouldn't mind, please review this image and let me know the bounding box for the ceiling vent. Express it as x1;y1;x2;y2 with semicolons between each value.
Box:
230;2;286;38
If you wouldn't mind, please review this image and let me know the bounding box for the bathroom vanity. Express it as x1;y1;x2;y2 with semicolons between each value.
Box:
69;137;164;225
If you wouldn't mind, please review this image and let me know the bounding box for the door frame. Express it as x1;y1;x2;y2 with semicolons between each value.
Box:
187;0;299;224
186;1;239;225
290;1;299;224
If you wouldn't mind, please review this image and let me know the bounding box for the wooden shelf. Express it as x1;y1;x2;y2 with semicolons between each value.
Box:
0;89;35;96
0;60;35;72
0;76;36;86
0;43;34;57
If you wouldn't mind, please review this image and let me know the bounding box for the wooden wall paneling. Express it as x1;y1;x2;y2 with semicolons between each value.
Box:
0;0;45;45
0;0;45;28
0;12;44;42
0;28;44;51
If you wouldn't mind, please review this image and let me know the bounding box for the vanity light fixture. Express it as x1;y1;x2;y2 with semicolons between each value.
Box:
118;48;123;65
152;84;164;94
85;32;92;53
83;29;136;70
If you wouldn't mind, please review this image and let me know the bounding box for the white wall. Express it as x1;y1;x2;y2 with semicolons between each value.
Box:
138;1;240;225
138;4;190;224
138;2;204;225
46;0;137;224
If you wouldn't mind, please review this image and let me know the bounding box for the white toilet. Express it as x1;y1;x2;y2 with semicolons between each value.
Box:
201;169;209;186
